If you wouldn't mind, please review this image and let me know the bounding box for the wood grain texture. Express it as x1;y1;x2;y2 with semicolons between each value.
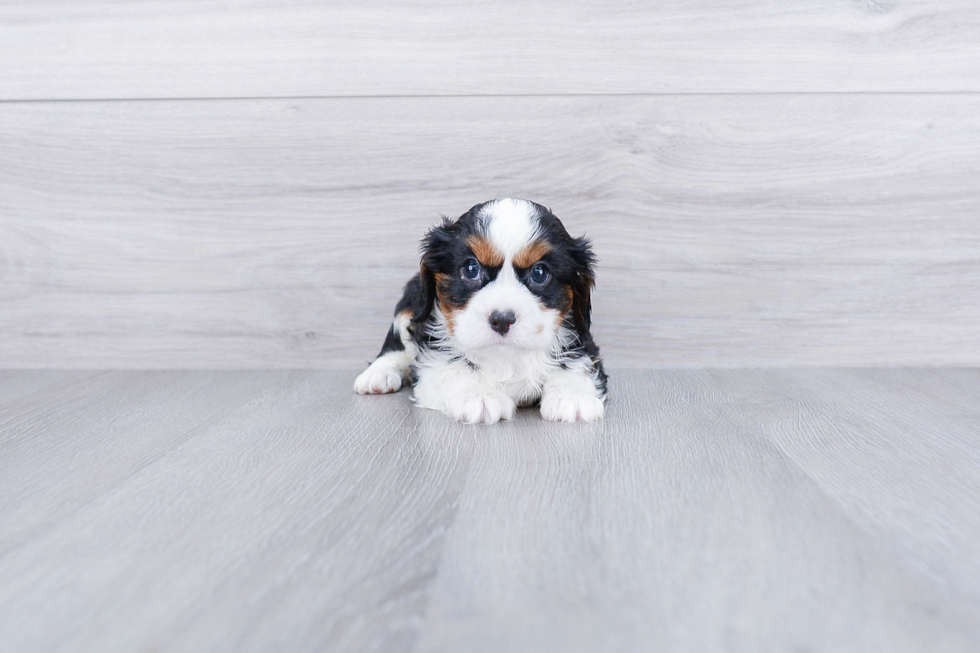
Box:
0;370;100;407
0;370;473;651
0;371;296;557
708;369;980;606
419;369;980;652
3;95;979;368
0;369;978;651
2;1;980;100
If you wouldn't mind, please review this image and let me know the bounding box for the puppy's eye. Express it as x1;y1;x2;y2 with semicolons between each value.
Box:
461;258;482;280
529;263;550;284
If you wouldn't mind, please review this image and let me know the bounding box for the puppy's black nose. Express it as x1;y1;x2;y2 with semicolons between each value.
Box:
489;311;517;335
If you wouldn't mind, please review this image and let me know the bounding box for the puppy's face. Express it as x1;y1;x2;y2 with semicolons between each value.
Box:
420;199;595;353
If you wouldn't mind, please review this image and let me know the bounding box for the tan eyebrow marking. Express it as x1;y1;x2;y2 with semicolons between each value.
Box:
466;235;504;268
513;240;552;269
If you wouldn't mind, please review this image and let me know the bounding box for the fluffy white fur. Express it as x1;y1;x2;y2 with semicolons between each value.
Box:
539;364;606;423
353;350;412;395
411;308;604;424
353;312;416;394
482;198;541;258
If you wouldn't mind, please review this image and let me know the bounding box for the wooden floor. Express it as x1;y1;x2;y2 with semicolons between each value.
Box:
0;369;977;651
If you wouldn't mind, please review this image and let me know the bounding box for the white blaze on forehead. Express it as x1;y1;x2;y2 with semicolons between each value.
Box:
479;198;541;260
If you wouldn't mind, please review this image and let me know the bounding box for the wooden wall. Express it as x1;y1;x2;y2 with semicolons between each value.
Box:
2;1;979;368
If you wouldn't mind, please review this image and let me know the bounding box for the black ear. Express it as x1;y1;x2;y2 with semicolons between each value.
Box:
413;218;455;323
569;235;597;335
405;263;435;324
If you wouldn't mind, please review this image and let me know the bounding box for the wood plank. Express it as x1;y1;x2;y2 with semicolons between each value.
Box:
0;370;474;651
418;369;980;651
0;370;295;556
2;95;979;368
1;369;978;650
0;370;101;406
707;368;980;605
2;1;980;99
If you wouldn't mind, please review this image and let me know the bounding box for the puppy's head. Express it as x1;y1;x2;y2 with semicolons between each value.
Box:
416;199;595;353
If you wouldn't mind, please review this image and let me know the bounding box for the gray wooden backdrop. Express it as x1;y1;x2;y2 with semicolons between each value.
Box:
2;1;979;369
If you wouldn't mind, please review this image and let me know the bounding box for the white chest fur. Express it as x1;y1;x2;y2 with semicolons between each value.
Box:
464;347;557;406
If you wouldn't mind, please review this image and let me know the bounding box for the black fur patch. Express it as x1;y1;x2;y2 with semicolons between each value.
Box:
376;323;405;358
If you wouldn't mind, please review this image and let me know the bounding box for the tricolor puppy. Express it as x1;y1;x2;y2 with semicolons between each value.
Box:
354;198;607;423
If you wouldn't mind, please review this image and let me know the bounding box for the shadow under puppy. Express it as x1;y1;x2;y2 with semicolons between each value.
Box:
354;198;607;423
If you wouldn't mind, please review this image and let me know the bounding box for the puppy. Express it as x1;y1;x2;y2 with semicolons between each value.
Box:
354;198;607;423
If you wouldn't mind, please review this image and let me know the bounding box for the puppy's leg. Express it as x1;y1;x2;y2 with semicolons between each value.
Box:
413;361;516;424
539;361;606;422
354;310;417;394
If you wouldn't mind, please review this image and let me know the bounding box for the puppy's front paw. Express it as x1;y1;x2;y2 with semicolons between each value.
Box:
354;359;404;394
447;389;516;424
540;390;605;423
